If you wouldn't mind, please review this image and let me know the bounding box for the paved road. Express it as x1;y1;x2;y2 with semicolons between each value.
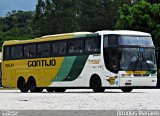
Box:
0;89;160;110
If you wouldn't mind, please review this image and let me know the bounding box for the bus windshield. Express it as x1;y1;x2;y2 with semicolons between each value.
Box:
119;48;157;71
118;36;154;46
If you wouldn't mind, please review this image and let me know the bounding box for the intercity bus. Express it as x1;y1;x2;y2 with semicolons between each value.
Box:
1;30;157;92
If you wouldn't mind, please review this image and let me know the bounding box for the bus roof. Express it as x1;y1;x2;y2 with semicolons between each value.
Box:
3;32;95;46
96;30;151;36
3;30;151;46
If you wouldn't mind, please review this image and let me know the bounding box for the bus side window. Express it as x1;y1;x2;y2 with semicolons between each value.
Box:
52;41;66;56
52;43;59;55
24;44;37;58
68;40;83;54
85;38;100;53
38;44;43;57
29;44;36;57
24;45;30;57
11;45;23;59
59;42;66;55
4;47;10;60
68;42;74;53
38;43;51;57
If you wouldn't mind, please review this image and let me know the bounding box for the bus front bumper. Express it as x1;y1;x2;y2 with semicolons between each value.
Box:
119;77;157;87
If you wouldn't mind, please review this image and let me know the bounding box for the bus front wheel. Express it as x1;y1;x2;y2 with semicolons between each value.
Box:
90;76;105;92
121;88;133;93
17;77;29;93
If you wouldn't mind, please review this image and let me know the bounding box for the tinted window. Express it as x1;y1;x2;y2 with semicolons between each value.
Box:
103;47;118;73
11;46;23;59
68;40;83;54
85;38;100;53
38;43;51;57
52;41;66;56
24;44;36;58
108;35;117;47
4;47;10;60
24;45;29;57
104;35;118;73
103;36;108;48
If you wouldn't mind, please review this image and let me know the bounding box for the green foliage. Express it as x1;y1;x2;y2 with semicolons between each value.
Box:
0;10;35;49
33;0;130;36
115;0;160;46
3;0;159;51
0;0;131;46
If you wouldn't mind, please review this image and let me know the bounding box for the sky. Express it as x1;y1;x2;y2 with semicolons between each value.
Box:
0;0;37;17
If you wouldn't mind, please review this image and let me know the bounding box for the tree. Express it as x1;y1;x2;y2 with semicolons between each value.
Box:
0;10;35;49
115;0;160;46
33;0;131;36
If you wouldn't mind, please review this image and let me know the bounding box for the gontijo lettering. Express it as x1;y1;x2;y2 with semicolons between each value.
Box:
28;59;56;67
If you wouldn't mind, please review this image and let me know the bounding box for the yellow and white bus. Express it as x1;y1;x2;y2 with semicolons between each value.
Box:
1;30;157;92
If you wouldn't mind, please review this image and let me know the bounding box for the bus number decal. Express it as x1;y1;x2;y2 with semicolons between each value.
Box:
5;63;14;67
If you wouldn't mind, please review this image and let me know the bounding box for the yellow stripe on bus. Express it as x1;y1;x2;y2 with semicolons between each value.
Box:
126;71;147;74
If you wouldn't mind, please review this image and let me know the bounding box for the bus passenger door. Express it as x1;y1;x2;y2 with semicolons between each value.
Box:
104;47;119;87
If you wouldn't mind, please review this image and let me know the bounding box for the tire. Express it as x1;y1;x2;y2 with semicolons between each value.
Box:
54;88;66;92
90;76;105;92
46;88;54;92
18;78;29;93
121;88;133;93
28;77;42;92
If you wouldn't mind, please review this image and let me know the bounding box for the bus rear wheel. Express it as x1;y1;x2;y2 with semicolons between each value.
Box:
90;76;105;92
18;78;29;93
121;88;133;93
28;77;43;92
